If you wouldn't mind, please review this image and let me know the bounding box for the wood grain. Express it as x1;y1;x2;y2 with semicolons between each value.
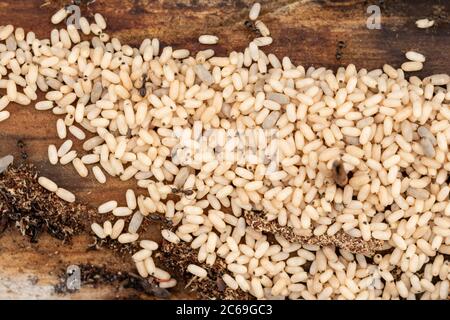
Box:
0;0;449;299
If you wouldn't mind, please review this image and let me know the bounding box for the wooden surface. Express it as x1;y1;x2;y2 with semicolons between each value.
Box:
0;0;449;299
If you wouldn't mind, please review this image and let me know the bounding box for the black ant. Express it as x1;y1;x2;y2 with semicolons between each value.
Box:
139;75;148;97
244;20;261;35
147;214;166;223
335;40;346;61
145;214;172;227
171;187;194;196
